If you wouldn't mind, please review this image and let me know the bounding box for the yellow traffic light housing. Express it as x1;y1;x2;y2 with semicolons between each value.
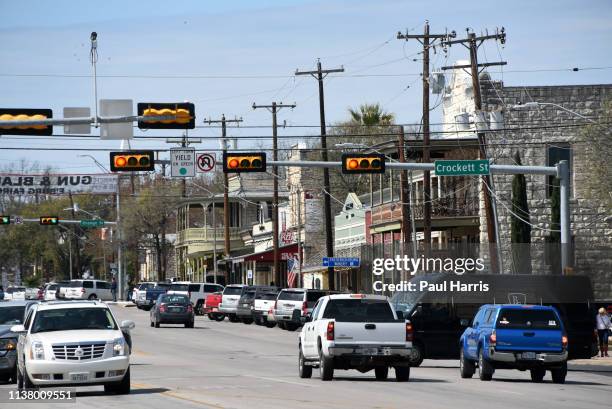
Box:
110;151;155;172
223;152;266;173
341;153;386;174
0;216;9;225
137;102;195;129
0;109;53;136
40;216;59;225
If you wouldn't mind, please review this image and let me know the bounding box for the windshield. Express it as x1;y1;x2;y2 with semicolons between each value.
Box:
224;287;243;296
47;284;57;291
69;281;84;288
156;283;171;289
497;308;561;330
0;306;25;325
31;308;118;333
322;299;396;322
7;287;26;293
170;284;189;292
278;291;304;301
259;293;278;301
160;294;189;304
138;283;154;290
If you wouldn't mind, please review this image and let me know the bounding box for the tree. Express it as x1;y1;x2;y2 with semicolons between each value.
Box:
510;152;532;274
348;103;395;126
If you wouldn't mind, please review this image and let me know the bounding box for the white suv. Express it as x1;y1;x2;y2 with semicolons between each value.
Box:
167;282;224;314
64;280;113;301
12;301;134;394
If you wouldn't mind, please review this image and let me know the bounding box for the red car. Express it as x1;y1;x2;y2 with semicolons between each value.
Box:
203;292;224;321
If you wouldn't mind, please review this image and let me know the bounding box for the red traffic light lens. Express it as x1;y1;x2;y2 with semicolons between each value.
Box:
115;157;127;167
228;159;239;168
348;159;359;169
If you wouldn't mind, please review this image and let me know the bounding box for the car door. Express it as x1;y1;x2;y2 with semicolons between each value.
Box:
17;308;34;371
303;299;323;358
465;308;485;359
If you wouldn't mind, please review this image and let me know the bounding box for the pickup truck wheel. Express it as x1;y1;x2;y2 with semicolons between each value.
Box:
228;314;239;323
298;348;312;378
214;314;225;322
286;323;299;332
394;366;410;382
319;349;334;381
551;362;567;384
265;321;276;328
530;368;546;383
278;322;287;330
478;348;494;381
242;318;253;325
375;367;388;380
88;294;97;300
409;343;424;367
195;301;204;316
460;347;475;378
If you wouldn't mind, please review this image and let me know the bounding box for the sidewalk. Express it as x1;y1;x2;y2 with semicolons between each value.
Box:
569;356;612;373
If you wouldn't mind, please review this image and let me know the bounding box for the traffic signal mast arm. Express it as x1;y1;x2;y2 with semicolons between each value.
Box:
0;114;185;128
7;218;116;225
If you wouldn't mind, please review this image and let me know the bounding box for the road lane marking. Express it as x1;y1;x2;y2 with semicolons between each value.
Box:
243;374;318;387
132;382;227;408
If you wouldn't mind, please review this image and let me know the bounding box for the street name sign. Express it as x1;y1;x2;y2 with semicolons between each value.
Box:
171;148;196;177
322;257;360;267
80;219;105;228
434;160;490;176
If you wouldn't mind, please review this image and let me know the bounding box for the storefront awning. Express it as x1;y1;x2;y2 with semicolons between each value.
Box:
243;243;299;263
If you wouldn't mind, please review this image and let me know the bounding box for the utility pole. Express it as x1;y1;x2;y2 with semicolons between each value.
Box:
396;126;412;271
441;28;506;273
295;59;343;291
68;192;82;277
205;114;243;284
252;102;295;287
398;21;455;257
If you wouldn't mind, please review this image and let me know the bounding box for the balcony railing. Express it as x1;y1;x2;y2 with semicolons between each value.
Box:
177;227;242;245
371;196;479;225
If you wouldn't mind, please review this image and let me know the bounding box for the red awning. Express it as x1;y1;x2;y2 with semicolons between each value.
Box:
243;243;299;263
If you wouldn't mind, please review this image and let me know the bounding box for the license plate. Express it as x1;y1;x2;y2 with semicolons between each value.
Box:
363;348;378;355
70;373;89;381
170;307;182;312
381;347;392;356
211;307;218;312
521;352;536;360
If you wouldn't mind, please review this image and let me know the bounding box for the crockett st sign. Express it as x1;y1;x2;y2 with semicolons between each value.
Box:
0;174;118;196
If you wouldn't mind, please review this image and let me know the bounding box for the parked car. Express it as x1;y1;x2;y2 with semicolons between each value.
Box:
274;288;328;331
4;287;26;301
236;286;278;325
167;282;224;315
390;273;597;367
54;281;70;300
135;283;170;311
219;284;248;322
131;282;156;304
0;300;36;383
298;294;413;381
24;288;40;300
460;304;568;383
253;290;279;327
202;292;224;321
63;280;113;301
12;300;134;394
42;283;60;301
149;294;194;328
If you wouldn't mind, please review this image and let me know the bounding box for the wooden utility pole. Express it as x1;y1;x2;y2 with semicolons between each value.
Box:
398;21;455;256
397;126;412;249
295;59;344;291
441;28;506;273
252;102;296;287
204;114;243;284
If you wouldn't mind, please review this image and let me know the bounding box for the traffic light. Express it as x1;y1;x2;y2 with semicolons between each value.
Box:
341;153;386;174
109;151;155;172
40;216;59;225
223;152;267;173
0;216;9;225
137;102;195;129
0;109;53;136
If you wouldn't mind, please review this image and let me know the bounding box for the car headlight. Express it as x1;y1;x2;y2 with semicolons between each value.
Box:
0;338;16;351
113;338;125;356
30;341;44;360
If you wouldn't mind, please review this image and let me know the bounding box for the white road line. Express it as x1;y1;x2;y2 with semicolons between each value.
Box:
243;374;319;387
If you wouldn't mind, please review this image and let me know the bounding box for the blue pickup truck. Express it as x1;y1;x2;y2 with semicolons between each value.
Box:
460;304;568;383
135;283;170;311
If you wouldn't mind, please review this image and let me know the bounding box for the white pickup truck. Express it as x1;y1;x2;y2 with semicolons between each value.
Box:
298;294;414;381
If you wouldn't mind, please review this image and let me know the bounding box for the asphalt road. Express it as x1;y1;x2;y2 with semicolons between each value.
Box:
1;304;611;409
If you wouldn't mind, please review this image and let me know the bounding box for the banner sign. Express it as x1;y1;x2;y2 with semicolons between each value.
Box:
0;174;118;196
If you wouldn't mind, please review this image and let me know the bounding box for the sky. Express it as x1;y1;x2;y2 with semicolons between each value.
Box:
0;0;611;173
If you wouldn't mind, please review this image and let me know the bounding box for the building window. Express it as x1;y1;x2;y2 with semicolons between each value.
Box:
546;143;572;197
230;202;241;227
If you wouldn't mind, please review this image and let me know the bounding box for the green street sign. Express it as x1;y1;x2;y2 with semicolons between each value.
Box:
434;160;490;176
80;219;105;228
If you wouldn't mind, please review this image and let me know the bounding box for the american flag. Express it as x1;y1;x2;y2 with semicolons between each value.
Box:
287;255;298;288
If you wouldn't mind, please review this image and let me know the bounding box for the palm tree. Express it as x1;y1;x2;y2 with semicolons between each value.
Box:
348;103;394;126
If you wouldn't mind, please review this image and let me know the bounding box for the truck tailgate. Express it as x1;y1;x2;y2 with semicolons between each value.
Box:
333;322;406;346
496;328;564;352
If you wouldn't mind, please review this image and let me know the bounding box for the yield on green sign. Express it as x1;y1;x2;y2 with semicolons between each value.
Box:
80;219;105;228
170;147;195;178
434;160;490;176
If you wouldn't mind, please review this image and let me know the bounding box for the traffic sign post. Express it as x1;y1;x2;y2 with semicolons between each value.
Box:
322;257;360;267
196;153;216;172
171;148;195;177
434;160;490;176
80;219;105;228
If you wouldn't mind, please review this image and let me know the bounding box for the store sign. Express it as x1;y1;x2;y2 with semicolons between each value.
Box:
0;174;118;196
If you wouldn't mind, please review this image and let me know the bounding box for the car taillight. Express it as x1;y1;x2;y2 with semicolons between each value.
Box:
302;301;308;315
326;321;335;341
159;303;166;313
489;330;497;346
187;304;193;313
562;335;568;348
81;288;86;293
406;322;414;342
37;290;43;299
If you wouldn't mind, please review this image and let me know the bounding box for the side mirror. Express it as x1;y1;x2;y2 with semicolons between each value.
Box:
396;311;404;320
460;318;470;327
304;313;312;323
10;324;26;333
120;320;135;330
